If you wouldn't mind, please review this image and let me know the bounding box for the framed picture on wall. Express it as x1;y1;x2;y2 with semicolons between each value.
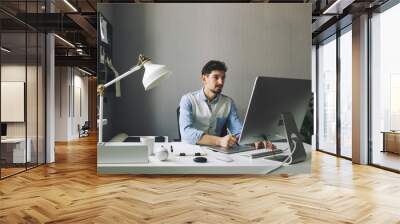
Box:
1;81;25;122
97;13;113;85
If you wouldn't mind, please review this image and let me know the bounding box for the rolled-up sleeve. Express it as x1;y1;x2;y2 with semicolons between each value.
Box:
227;100;243;139
179;95;204;144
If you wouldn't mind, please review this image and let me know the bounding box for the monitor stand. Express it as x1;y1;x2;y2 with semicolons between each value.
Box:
280;112;307;164
267;112;307;164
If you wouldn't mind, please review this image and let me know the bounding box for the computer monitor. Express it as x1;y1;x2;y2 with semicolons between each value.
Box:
1;123;7;138
239;76;312;145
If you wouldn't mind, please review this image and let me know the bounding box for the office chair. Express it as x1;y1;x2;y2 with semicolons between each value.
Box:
176;107;181;141
176;106;228;142
79;121;90;138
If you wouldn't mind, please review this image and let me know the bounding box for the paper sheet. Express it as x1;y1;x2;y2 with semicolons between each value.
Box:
169;142;206;156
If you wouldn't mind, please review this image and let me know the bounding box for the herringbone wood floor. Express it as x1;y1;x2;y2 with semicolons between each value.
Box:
1;134;400;224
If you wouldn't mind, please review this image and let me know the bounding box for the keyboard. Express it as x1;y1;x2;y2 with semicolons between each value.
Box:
249;149;284;159
206;144;256;154
264;154;290;162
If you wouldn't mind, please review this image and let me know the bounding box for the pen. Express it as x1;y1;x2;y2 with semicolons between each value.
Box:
227;129;239;146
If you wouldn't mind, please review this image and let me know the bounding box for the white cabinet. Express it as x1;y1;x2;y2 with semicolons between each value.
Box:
1;138;32;163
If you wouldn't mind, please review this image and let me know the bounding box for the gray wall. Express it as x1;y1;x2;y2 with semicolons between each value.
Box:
98;3;311;141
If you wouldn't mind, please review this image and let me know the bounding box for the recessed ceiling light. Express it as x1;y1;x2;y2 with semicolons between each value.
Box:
1;47;11;53
54;34;75;48
322;0;354;15
78;67;92;76
63;0;78;12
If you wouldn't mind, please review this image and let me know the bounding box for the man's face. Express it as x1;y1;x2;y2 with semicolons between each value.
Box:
202;70;226;94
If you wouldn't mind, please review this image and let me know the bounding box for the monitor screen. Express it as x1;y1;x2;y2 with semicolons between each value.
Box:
239;76;312;144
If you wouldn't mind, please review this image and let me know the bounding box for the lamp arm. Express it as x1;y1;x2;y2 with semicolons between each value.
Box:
98;54;150;95
97;54;151;144
98;64;143;144
104;64;143;88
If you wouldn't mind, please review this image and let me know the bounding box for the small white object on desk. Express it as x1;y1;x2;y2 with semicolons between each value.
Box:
214;154;234;162
140;136;155;156
155;146;169;161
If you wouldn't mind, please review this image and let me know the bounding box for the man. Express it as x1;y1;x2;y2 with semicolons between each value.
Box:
179;60;275;149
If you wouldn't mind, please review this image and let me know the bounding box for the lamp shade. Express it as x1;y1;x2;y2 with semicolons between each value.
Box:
142;61;171;91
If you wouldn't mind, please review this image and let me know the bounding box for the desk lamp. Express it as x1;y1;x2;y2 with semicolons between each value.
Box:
97;54;171;144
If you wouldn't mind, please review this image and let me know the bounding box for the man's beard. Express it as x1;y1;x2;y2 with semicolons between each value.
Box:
211;86;223;94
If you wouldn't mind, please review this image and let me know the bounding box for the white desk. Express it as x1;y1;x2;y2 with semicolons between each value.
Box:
97;142;311;175
1;138;32;163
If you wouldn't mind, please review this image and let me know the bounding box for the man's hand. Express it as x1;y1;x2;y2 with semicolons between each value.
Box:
219;135;238;148
254;140;276;150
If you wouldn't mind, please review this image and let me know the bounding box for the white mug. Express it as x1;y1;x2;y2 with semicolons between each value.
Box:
140;136;155;156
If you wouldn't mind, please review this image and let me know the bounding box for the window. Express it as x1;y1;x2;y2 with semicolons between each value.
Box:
318;36;337;154
339;28;352;158
371;2;400;171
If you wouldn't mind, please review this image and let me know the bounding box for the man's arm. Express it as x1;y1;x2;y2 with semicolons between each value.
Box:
196;134;219;146
179;95;205;144
179;95;236;147
197;134;237;148
226;100;243;138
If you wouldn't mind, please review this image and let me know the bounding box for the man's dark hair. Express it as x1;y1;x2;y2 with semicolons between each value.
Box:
201;60;227;76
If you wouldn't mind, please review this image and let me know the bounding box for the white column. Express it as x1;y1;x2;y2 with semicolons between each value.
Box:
46;33;55;163
352;14;369;164
46;1;55;163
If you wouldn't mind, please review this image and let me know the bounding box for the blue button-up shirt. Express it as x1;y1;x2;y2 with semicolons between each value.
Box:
179;88;243;144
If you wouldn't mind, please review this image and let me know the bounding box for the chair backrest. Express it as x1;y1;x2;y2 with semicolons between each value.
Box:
82;121;90;130
176;106;181;141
